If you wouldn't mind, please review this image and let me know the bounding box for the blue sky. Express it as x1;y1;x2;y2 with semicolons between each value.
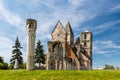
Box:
0;0;120;68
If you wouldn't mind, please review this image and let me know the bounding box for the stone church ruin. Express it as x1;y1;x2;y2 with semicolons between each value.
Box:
26;19;92;70
46;21;92;70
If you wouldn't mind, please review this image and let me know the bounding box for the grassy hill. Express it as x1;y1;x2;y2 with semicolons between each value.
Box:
0;70;120;80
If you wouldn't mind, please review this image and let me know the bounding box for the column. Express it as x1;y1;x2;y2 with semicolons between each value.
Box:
55;60;57;70
26;19;37;70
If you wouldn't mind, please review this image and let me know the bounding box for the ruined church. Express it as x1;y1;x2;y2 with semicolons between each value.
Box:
46;21;92;70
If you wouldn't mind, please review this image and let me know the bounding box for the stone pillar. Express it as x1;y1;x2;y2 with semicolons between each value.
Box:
55;60;57;70
63;42;66;70
26;19;37;70
46;52;49;70
46;50;50;70
59;61;62;70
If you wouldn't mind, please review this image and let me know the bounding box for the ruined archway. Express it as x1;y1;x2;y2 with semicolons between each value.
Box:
52;42;63;70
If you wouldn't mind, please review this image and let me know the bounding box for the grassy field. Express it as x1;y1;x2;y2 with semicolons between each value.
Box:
0;70;120;80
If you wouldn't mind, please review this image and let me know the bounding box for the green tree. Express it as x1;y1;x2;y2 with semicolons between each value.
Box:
0;56;3;63
104;64;115;70
35;40;45;68
2;63;8;69
8;64;14;69
10;37;23;69
0;63;4;69
0;56;8;69
22;63;26;69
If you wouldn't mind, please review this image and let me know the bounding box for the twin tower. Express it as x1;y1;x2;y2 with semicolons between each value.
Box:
26;19;92;70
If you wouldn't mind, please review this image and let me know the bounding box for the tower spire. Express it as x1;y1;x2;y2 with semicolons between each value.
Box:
65;21;74;45
65;21;74;35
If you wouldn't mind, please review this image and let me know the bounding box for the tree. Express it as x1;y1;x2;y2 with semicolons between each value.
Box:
104;64;115;70
8;64;14;69
22;63;26;69
35;40;45;68
0;56;3;63
0;56;8;69
10;37;23;69
0;63;4;69
2;63;8;69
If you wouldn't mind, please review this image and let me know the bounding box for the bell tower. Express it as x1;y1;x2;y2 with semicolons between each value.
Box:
26;19;37;70
80;30;92;70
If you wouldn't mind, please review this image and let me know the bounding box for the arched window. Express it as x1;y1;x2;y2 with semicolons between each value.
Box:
84;34;87;39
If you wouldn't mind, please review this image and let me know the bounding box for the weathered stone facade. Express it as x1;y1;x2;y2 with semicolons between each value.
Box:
46;21;92;70
26;19;37;70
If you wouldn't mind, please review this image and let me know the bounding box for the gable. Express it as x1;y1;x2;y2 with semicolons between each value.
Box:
52;21;66;35
51;21;66;41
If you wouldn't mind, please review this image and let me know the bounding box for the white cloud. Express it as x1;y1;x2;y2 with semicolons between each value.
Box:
101;41;120;49
111;5;120;11
31;0;97;29
0;1;22;27
36;21;53;41
92;20;120;34
93;40;120;57
0;37;13;63
68;0;86;5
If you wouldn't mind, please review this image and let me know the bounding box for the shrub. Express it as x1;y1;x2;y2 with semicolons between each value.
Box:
0;62;4;69
8;64;14;69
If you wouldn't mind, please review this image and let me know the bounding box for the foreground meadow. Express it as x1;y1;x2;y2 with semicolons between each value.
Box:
0;70;120;80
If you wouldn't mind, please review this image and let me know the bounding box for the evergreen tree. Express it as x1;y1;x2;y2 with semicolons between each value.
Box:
0;56;4;69
35;40;45;68
10;37;23;69
0;56;3;63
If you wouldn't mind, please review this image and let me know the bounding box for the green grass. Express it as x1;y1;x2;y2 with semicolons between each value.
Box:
0;70;120;80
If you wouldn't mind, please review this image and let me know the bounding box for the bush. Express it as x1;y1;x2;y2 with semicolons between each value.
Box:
0;56;3;63
2;63;8;69
8;64;14;69
19;63;26;69
0;62;8;69
0;62;4;69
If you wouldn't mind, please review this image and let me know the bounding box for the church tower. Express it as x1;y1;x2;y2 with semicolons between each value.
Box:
80;30;92;70
26;19;37;70
65;21;74;46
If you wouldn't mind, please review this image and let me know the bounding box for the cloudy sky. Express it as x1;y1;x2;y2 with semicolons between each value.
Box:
0;0;120;68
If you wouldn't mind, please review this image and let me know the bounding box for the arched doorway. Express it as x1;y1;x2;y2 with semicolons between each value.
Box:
52;42;63;70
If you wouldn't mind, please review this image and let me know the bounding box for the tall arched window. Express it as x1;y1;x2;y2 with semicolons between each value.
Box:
84;34;87;39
